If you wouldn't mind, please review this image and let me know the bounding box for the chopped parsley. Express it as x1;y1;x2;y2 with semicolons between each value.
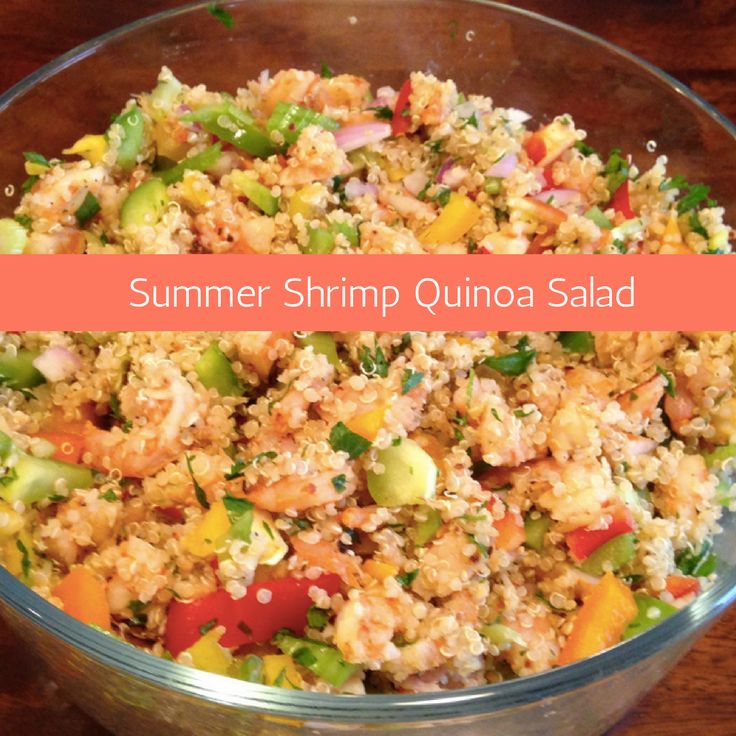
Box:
21;175;39;193
225;451;277;480
399;332;412;352
320;62;335;79
479;336;536;376
513;407;534;418
401;369;424;394
100;489;118;503
75;192;101;226
329;421;371;458
604;148;629;196
426;140;443;154
467;533;489;557
574;141;597;157
359;344;388;377
463;112;479;128
433;186;452;207
688;211;709;239
396;569;419;587
14;214;32;230
199;618;218;636
676;183;713;214
676;539;717;577
331;474;347;492
306;605;330;631
185;454;210;510
16;539;31;579
490;407;502;422
370;105;394;120
656;366;676;398
223;495;255;543
23;151;51;168
207;2;233;28
128;599;148;626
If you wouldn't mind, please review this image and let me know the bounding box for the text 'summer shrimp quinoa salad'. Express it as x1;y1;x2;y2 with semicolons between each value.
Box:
0;330;734;692
0;67;734;694
0;67;731;254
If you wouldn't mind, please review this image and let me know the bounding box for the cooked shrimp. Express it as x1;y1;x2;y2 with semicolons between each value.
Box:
617;373;666;421
194;203;275;253
26;229;85;254
413;529;483;599
260;69;319;116
409;72;457;128
231;331;293;381
291;535;366;587
378;184;436;224
247;463;356;513
311;74;371;114
83;363;203;478
278;126;349;187
654;453;716;526
664;384;696;435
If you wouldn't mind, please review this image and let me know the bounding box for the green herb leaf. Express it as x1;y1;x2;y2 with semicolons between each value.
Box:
14;214;32;230
75;192;101;226
369;105;394;120
225;450;277;480
396;569;419;587
558;331;594;353
320;62;335;79
23;151;51;168
433;187;451;207
331;474;347;492
186;454;210;510
676;539;717;576
401;369;424;394
100;489;118;503
21;175;39;193
604;148;629;196
659;174;690;192
128;599;148;626
479;337;536;376
306;605;330;631
676;182;712;214
463;112;479;128
656;366;676;398
584;205;612;230
688;211;709;239
467;533;489;557
574;141;597;157
199;618;218;636
329;421;372;459
16;539;31;579
207;2;233;28
359;345;388;377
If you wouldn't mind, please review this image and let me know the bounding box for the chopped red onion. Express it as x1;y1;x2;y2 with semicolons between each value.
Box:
258;69;270;86
344;178;378;199
33;346;81;383
333;122;392;152
486;153;518;178
436;157;455;183
442;166;467;189
504;108;532;125
531;188;581;207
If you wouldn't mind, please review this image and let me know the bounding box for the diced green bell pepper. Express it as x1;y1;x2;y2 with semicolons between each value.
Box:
484;177;503;195
159;143;222;185
524;514;550;551
266;102;339;146
704;444;736;468
150;74;183;115
584;205;613;229
237;654;265;683
0;349;45;389
108;103;145;171
479;622;525;647
579;532;636;575
182;103;276;158
0;454;94;505
120;179;170;229
675;539;717;577
274;631;359;688
195;343;245;397
0;218;28;254
230;170;280;215
414;506;442;546
304;222;360;253
622;593;677;640
299;332;340;367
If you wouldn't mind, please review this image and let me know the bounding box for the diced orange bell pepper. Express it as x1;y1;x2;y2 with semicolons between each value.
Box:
363;559;399;581
345;404;387;442
524;120;577;167
566;503;635;561
557;572;637;666
53;567;111;631
492;507;526;552
524;132;547;164
665;574;700;599
419;193;481;245
34;431;85;464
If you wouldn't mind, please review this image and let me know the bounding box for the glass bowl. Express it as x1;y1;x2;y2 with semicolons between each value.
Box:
1;2;735;735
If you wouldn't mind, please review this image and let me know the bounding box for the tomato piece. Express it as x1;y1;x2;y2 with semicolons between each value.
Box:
523;132;546;164
164;574;341;657
34;431;85;464
611;180;635;218
542;166;555;188
566;504;635;561
665;574;700;599
391;80;412;137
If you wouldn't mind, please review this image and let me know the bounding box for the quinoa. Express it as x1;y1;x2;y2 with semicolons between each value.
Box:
0;329;733;693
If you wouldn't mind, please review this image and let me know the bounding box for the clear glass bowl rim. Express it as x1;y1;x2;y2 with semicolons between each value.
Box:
0;0;735;722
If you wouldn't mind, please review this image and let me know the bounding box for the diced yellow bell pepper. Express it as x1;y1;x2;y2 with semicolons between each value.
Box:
660;210;690;254
184;629;232;675
183;501;230;557
24;162;48;176
345;404;387;442
288;183;324;219
535;119;578;168
419;193;481;245
387;165;408;182
263;654;303;689
180;170;215;210
557;572;637;666
63;134;108;166
3;530;35;579
0;501;23;538
363;559;399;581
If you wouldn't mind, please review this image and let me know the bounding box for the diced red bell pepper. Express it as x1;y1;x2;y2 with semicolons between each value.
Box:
610;180;634;219
566;504;635;561
665;574;700;599
391;80;412;137
164;574;341;657
523;132;546;165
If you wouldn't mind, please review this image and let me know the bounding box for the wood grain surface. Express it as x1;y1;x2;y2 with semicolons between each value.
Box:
0;1;734;734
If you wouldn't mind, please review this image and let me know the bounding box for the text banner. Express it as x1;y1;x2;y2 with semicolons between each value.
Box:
1;254;734;331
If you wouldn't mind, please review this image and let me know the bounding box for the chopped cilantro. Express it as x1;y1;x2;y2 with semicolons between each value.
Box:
399;332;412;352
479;336;536;376
688;211;709;239
574;141;597;157
207;2;233;28
656;366;676;398
100;489;118;503
396;569;419;587
604;148;629;196
23;151;51;168
21;175;39;193
359;344;388;377
329;421;372;458
75;191;101;226
433;187;452;207
16;539;31;579
128;599;148;626
467;533;489;557
225;451;277;480
676;183;712;214
14;214;32;230
320;62;335;79
185;454;210;510
463;112;479;128
199;618;218;636
426;140;443;154
370;105;394;120
401;369;424;394
331;474;347;492
513;407;534;418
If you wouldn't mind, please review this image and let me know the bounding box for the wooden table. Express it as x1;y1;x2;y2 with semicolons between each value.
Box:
0;1;734;734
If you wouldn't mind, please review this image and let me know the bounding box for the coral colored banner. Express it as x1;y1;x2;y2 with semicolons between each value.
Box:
1;254;734;331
